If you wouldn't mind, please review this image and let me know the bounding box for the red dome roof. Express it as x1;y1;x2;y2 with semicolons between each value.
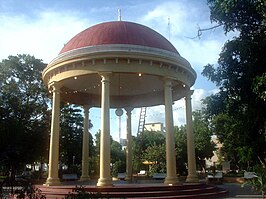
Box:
60;21;179;54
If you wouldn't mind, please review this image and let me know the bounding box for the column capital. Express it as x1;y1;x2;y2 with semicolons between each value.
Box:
99;72;112;82
185;90;194;99
125;107;134;113
83;105;91;111
163;77;173;87
48;81;61;92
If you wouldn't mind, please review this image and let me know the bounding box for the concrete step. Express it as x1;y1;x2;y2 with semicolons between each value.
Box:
37;183;228;199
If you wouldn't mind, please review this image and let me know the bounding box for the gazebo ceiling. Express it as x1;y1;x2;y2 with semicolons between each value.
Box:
42;21;197;108
59;73;186;108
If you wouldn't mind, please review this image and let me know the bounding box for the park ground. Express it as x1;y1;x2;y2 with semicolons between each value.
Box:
219;183;261;199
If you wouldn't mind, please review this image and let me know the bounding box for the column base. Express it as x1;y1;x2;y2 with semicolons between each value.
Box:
164;176;179;185
97;177;113;187
186;174;199;183
79;176;90;182
44;177;61;186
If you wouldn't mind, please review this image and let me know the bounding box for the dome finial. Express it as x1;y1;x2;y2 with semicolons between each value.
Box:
118;9;122;21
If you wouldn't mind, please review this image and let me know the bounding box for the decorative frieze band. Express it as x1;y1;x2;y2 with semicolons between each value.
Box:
44;56;195;86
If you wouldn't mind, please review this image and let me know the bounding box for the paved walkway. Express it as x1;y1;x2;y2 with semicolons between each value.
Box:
218;183;261;199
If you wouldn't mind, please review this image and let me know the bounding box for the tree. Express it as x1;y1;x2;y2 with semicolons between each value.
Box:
94;130;101;155
111;140;125;163
110;140;125;176
207;0;266;36
133;130;165;172
193;110;216;171
142;144;166;174
141;130;165;150
202;0;266;168
60;105;83;166
132;116;214;175
59;104;94;175
209;113;242;168
132;135;140;173
174;126;187;175
174;112;215;174
94;131;125;176
0;54;50;175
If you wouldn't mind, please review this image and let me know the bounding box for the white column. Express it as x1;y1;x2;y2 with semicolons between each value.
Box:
97;73;112;186
185;90;198;182
46;83;61;186
125;107;133;181
80;105;90;181
164;78;178;185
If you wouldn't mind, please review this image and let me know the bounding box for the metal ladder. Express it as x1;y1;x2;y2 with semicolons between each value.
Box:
136;107;147;171
137;107;147;135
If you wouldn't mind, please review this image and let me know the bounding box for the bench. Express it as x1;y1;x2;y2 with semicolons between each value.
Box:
117;173;126;180
15;171;31;181
138;170;146;175
62;173;78;181
244;172;257;179
152;173;166;179
207;172;223;183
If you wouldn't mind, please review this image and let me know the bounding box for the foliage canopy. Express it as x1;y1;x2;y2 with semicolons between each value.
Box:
202;0;266;168
0;54;50;173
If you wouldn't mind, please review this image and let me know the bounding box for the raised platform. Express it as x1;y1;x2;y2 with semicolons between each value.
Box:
37;182;228;199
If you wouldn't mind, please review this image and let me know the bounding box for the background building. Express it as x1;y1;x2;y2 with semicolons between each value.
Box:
144;122;164;134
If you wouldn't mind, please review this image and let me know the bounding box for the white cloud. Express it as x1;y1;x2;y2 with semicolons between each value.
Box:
0;11;89;62
173;38;223;70
141;1;187;35
139;1;232;73
191;88;206;110
140;1;210;35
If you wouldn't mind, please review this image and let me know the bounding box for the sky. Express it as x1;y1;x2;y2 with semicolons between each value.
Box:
0;0;234;141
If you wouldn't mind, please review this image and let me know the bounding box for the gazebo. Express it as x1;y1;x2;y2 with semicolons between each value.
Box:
42;21;198;186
